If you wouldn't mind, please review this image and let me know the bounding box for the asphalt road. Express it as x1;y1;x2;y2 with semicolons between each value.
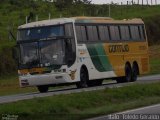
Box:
88;104;160;120
0;74;160;104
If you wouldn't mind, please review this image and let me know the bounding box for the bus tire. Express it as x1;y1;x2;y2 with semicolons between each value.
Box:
88;79;103;87
95;80;103;86
116;63;132;83
124;63;132;82
131;63;139;82
116;77;125;83
76;67;88;88
37;85;48;93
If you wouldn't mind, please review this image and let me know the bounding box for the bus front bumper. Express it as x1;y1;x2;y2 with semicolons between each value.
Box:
19;73;72;87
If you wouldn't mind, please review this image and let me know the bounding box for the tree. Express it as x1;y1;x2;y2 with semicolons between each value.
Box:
55;0;73;10
74;0;91;4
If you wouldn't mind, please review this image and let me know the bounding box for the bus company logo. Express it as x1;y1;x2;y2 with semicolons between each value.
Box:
69;70;77;80
109;44;129;53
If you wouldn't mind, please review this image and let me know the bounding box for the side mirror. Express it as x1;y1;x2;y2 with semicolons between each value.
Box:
12;46;19;61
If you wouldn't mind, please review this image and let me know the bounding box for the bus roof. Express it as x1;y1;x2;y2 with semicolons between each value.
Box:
73;16;144;24
18;17;144;29
18;18;74;29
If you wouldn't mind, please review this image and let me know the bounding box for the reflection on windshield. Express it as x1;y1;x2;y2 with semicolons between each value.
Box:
18;26;64;41
19;39;66;68
20;42;38;65
40;40;65;66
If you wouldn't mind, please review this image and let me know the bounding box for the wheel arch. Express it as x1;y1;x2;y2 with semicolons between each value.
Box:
125;61;132;69
80;64;89;79
80;65;89;76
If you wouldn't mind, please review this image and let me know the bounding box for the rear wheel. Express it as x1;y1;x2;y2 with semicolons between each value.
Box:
131;63;139;82
124;63;132;82
76;67;88;88
37;85;49;93
116;63;132;83
116;77;125;83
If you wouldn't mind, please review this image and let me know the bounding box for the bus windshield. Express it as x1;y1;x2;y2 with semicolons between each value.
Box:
19;39;66;68
18;25;64;41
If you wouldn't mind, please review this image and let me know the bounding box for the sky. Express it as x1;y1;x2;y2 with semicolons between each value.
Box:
91;0;160;5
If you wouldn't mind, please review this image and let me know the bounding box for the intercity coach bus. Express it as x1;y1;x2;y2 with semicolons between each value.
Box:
14;17;149;92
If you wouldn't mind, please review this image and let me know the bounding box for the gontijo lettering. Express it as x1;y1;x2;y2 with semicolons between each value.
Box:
109;44;129;53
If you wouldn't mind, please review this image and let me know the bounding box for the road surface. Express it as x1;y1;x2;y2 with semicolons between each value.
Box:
0;74;160;104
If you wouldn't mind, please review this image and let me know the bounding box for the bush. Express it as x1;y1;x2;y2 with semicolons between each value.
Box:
0;46;17;76
144;15;160;45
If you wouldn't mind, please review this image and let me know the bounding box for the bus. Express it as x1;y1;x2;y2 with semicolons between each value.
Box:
14;17;149;93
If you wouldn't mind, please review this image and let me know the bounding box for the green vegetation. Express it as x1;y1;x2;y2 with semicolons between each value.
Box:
0;75;36;96
149;45;160;74
0;82;160;120
0;1;159;96
0;0;160;76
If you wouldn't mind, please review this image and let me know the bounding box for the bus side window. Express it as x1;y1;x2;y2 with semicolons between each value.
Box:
87;26;99;42
75;25;87;43
75;26;82;42
65;24;76;66
92;26;99;41
120;25;131;41
139;25;145;41
109;25;120;41
81;26;87;42
98;26;110;41
65;24;74;37
130;25;141;41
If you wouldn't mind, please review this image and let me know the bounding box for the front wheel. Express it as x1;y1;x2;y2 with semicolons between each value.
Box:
88;80;103;87
37;85;49;93
76;67;88;88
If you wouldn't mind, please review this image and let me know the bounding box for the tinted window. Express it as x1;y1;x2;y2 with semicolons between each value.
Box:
81;26;87;42
75;26;87;42
130;25;140;40
87;26;99;42
109;25;120;40
98;26;110;41
65;24;74;36
139;25;146;40
120;25;131;40
75;26;81;42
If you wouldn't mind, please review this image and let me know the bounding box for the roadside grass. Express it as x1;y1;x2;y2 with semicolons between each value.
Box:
0;74;73;96
0;75;37;96
149;45;160;74
0;82;160;120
